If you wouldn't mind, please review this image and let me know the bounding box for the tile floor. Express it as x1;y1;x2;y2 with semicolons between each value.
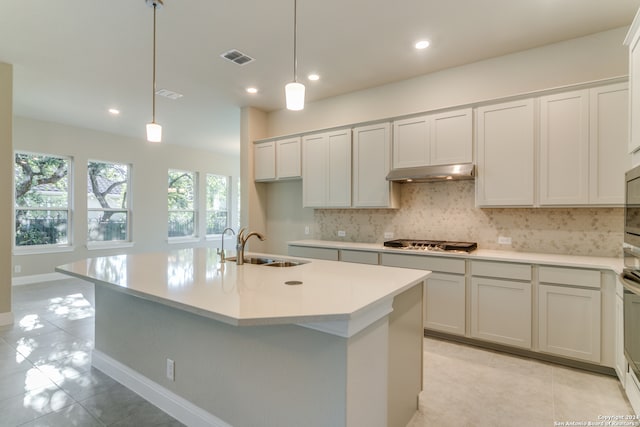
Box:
0;278;636;426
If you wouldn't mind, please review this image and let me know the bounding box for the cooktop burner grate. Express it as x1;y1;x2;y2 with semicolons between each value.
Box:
383;239;477;253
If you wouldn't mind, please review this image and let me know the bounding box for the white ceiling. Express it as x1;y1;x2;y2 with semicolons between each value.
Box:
1;0;640;157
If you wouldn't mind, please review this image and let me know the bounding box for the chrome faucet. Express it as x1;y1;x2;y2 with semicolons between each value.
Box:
218;227;236;263
235;227;266;265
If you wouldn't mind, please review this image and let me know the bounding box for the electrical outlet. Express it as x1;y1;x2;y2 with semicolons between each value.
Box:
304;226;310;235
337;230;346;237
166;358;175;381
384;232;394;239
14;265;21;273
498;236;512;245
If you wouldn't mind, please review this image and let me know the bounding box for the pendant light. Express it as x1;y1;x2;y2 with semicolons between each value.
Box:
146;0;163;142
285;0;305;111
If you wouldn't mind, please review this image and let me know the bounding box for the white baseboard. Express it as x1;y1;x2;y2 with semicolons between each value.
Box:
12;272;72;286
0;311;14;326
92;350;232;427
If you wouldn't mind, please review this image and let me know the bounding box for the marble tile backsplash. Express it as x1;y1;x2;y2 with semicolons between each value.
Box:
315;181;623;257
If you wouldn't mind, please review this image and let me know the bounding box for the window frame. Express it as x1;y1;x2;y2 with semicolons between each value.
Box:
205;173;231;237
86;159;133;249
167;168;198;242
13;151;74;254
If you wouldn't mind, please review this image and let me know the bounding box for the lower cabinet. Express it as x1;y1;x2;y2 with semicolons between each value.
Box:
424;273;465;335
616;286;627;385
470;277;532;349
288;245;339;261
538;284;601;363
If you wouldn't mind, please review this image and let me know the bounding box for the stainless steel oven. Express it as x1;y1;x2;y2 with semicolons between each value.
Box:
623;164;640;380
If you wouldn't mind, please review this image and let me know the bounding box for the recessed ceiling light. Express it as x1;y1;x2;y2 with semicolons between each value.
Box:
308;74;320;81
108;108;120;115
246;87;258;94
415;40;430;50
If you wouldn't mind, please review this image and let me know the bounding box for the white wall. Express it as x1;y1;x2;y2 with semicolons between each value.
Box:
253;27;630;256
13;117;240;278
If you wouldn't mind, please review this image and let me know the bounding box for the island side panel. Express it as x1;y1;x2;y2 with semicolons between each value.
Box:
387;282;424;427
94;285;349;427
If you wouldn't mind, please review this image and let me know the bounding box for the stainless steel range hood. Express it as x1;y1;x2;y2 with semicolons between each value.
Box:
386;163;475;183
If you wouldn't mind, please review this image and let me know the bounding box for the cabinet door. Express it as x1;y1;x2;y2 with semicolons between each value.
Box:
326;130;352;207
352;123;394;207
276;137;301;179
254;141;276;181
589;83;630;205
430;108;473;165
538;284;601;363
539;90;590;205
616;293;627;384
475;99;535;206
471;277;532;349
392;116;430;168
424;273;465;336
302;133;327;207
629;29;640;154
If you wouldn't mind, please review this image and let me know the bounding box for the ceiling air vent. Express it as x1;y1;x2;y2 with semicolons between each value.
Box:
220;49;255;66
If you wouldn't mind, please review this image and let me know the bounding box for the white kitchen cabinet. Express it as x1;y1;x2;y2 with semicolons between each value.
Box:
276;137;301;179
254;141;276;181
392;108;472;169
392;116;430;168
288;245;339;261
470;276;532;349
616;277;627;385
340;249;379;265
475;99;535;207
430;108;473;165
302;129;351;208
254;137;302;182
626;14;640;154
380;253;466;335
589;83;631;205
539;89;590;205
538;284;601;363
424;272;465;336
352;123;398;208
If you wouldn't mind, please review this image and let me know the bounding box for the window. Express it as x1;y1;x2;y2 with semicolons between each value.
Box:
14;152;71;247
168;169;197;238
205;174;230;235
87;161;131;243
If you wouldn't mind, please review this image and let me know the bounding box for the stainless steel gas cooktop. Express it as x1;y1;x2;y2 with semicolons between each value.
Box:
383;239;477;253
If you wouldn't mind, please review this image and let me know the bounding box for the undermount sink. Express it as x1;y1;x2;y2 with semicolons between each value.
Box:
225;257;307;267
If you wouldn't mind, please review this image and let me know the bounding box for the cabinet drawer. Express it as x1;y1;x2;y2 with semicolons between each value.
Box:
340;249;379;265
381;253;465;274
539;266;600;289
288;245;339;261
471;261;531;281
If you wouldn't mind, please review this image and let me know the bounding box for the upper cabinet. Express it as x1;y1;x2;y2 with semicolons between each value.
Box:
476;99;535;207
392;108;472;169
254;137;301;182
302;129;351;208
477;83;629;207
626;19;640;154
539;89;590;205
352;123;398;208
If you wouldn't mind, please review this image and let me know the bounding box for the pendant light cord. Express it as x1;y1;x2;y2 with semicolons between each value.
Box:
293;0;297;83
152;2;157;122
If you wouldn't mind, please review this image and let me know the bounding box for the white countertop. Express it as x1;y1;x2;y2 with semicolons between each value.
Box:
55;247;429;336
288;239;624;273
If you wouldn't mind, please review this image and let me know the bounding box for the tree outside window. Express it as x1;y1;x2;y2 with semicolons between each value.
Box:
168;169;197;238
87;161;130;242
14;152;70;247
206;174;229;235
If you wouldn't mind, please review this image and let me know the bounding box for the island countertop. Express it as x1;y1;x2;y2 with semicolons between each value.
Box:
56;247;429;337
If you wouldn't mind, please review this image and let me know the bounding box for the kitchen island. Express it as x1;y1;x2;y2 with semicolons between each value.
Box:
56;247;429;427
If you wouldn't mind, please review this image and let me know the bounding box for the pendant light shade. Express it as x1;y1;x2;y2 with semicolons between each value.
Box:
285;0;305;111
285;82;305;111
146;122;162;142
146;0;163;142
